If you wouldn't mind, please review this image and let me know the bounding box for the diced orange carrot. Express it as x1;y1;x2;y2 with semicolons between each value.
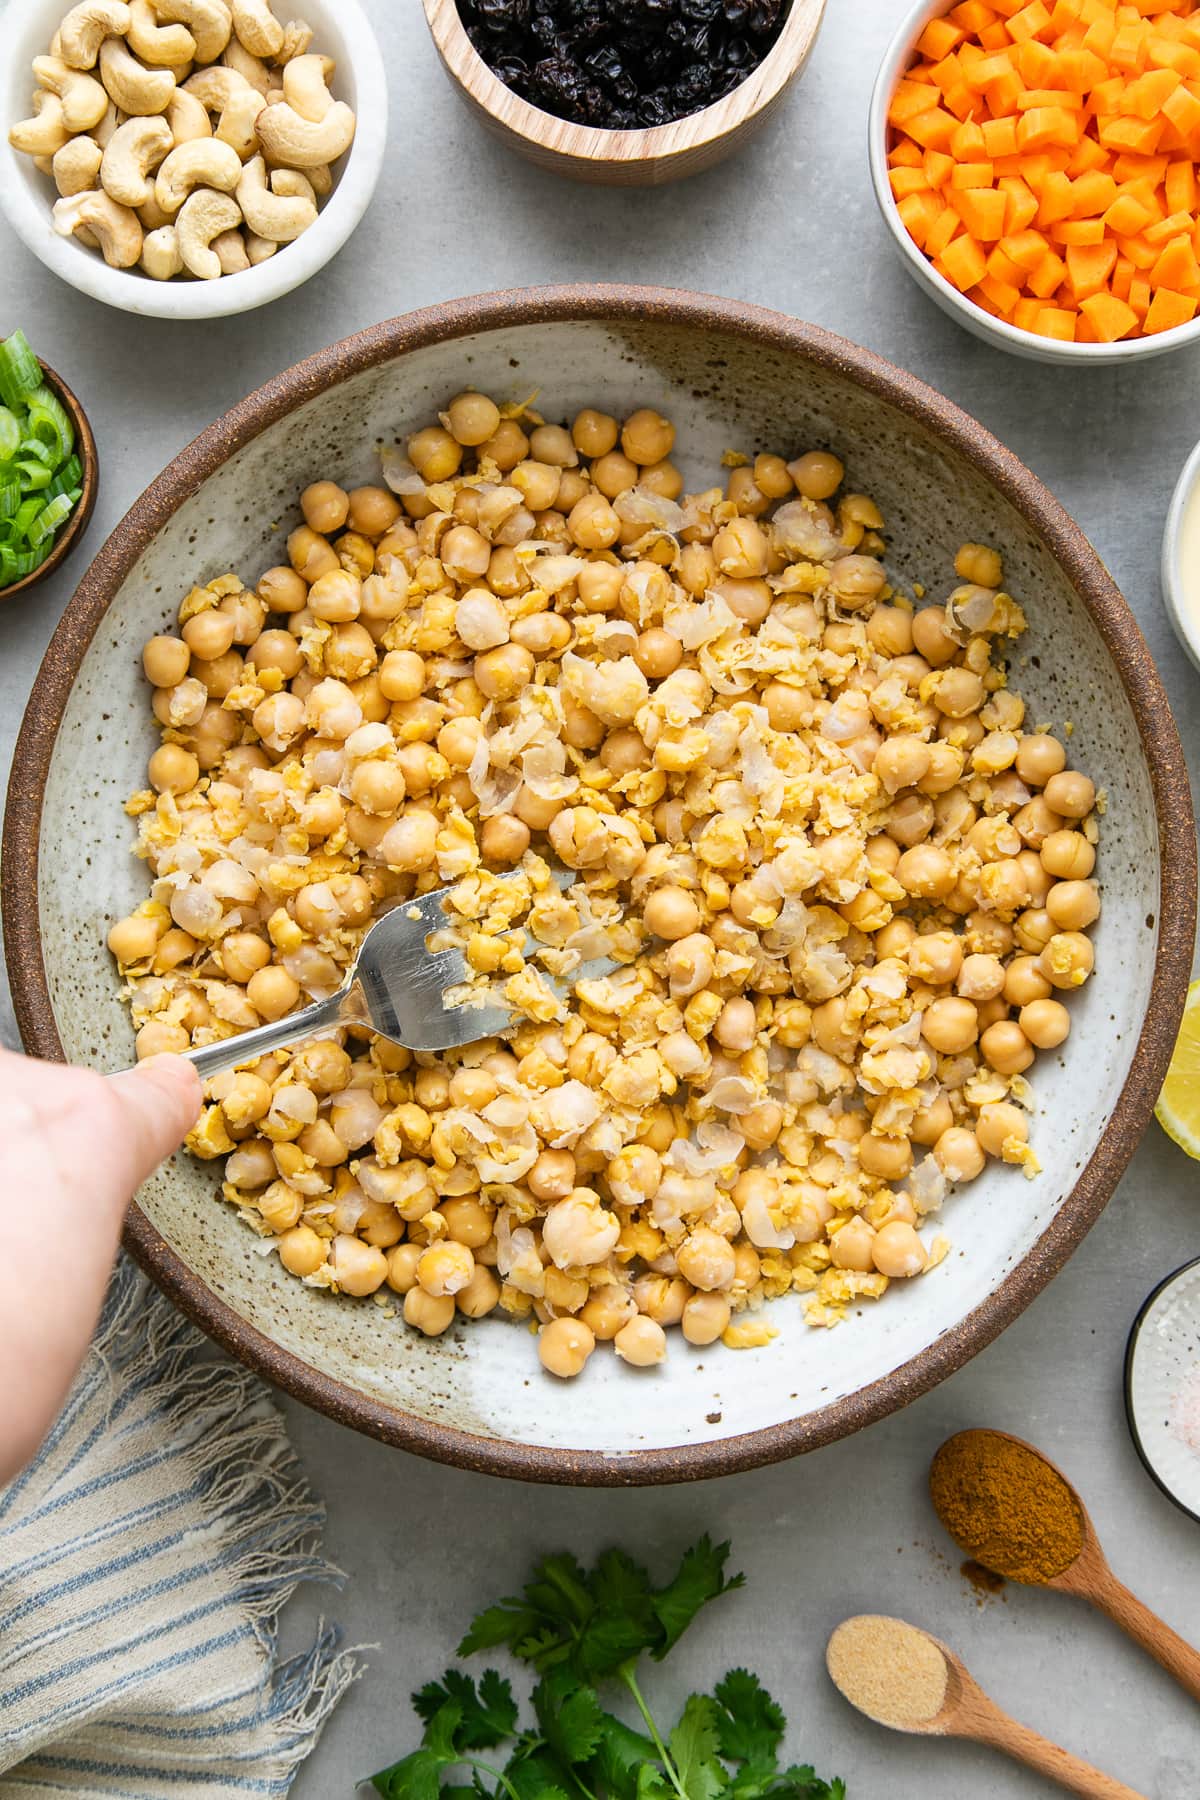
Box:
1090;74;1128;112
987;244;1028;285
1019;105;1083;147
897;192;943;250
1002;225;1052;266
952;161;998;187
952;0;1002;29
979;271;1024;310
979;21;1014;49
1013;297;1045;328
999;173;1041;228
1031;306;1079;337
982;116;1021;155
1065;238;1119;293
951;119;989;157
1103;190;1158;233
1055;217;1107;242
1145;207;1194;242
1110;22;1149;69
927;207;964;257
1082;17;1117;60
1015;37;1060;81
944;81;980;119
1028;247;1069;293
1163;82;1200;135
1150;232;1200;287
1070;169;1119;212
1111;253;1134;298
965;49;1017;87
891;167;934;199
890;79;941;124
1117;231;1161;268
1112;151;1170;183
1051;0;1083;28
937;234;991;288
1066;136;1112;176
1079;291;1140;337
1122;66;1183;115
924;149;957;186
1098;114;1166;154
1129;275;1152;314
903;108;960;150
1037;168;1077;222
1016;86;1085;108
952;185;1011;237
1148;34;1200;77
917;17;968;58
1145;286;1199;330
928;52;966;93
987;68;1027;109
1008;0;1054;42
1058;45;1109;88
1166;160;1198;211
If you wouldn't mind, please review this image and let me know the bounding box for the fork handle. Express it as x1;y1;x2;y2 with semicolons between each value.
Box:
175;991;347;1084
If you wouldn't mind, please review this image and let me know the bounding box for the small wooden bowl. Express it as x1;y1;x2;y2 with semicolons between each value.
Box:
421;0;827;185
0;358;97;606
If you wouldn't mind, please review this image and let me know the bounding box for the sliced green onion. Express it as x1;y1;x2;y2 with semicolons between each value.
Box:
0;331;42;409
0;409;20;462
15;459;52;491
27;385;73;464
0;333;86;589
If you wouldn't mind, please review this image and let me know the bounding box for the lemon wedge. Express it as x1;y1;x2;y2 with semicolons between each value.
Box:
1155;978;1200;1158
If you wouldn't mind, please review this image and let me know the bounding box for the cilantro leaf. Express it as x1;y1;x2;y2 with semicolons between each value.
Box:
585;1711;658;1800
668;1694;726;1800
712;1669;786;1767
725;1766;847;1799
651;1537;744;1658
369;1747;447;1800
532;1668;606;1769
412;1672;518;1751
458;1602;541;1661
635;1768;674;1799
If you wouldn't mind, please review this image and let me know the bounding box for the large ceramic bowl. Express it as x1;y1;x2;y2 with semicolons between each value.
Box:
4;287;1194;1485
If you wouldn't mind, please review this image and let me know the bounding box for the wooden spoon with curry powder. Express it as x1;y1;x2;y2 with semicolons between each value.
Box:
931;1428;1200;1704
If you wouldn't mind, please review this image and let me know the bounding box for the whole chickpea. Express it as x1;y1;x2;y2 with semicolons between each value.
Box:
1039;930;1094;990
634;627;683;679
1040;829;1095;881
908;932;963;989
142;634;190;687
976;1101;1029;1159
858;1133;912;1180
279;1226;328;1278
911;608;960;666
330;1234;388;1297
403;1285;456;1336
979;1019;1035;1075
457;1265;502;1318
1016;733;1066;787
301;480;349;535
347;485;401;537
613;1314;667;1367
871;1221;927;1278
788;450;843;500
1019;997;1071;1049
1004;955;1052;1007
447;391;501;447
1046;879;1100;931
831;1216;876;1272
933;1126;985;1184
621;409;675;464
1043;770;1095;820
896;844;956;901
148;744;200;795
681;1292;732;1346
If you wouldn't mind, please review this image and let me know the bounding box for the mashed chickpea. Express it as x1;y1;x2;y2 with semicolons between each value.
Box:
111;394;1100;1371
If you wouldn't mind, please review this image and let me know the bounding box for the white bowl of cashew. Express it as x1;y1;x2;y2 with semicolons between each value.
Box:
0;0;387;319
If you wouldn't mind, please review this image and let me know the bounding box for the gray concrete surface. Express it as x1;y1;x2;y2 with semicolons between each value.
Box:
2;1;1200;1794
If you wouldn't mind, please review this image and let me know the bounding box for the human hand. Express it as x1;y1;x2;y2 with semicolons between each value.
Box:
0;1047;201;1484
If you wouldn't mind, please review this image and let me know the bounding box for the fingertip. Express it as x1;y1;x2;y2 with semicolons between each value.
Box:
130;1053;204;1125
107;1054;203;1160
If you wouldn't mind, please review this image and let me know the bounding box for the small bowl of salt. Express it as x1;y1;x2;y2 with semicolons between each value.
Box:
1125;1256;1200;1525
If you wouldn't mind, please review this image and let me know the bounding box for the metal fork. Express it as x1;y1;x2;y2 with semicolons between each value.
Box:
176;874;616;1084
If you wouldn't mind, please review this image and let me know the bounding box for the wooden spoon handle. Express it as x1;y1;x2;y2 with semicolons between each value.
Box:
1087;1574;1200;1704
970;1711;1148;1800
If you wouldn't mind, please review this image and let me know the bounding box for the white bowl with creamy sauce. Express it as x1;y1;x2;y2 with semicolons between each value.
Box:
1161;443;1200;677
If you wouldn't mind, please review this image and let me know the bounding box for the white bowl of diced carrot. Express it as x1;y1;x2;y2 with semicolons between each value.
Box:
869;0;1200;362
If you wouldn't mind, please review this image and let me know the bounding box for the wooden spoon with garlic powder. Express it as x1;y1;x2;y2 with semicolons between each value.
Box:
826;1615;1147;1800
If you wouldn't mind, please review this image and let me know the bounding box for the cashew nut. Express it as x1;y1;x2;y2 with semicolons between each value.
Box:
245;228;276;263
211;225;250;271
272;18;311;63
304;159;331;195
53;188;143;265
153;0;232;65
127;0;195;68
9;91;70;157
255;96;353;167
59;0;132;69
280;52;333;122
235;152;313;240
165;86;211;141
184;66;263;156
231;0;283;59
155;135;241;210
138;191;174;229
269;165;314;202
100;112;173;204
33;154;55;176
221;35;270;93
99;36;176;113
33;55;110;130
175;186;240;277
140;222;182;277
93;101;121;146
53;134;105;194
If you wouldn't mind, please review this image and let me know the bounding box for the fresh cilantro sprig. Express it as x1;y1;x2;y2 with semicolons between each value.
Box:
367;1539;845;1800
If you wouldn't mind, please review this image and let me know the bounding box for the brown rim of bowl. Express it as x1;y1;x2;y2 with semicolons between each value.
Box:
0;359;97;605
3;285;1195;1486
421;0;827;171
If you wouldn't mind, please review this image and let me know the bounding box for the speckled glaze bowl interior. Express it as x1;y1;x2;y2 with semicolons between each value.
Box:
4;287;1194;1484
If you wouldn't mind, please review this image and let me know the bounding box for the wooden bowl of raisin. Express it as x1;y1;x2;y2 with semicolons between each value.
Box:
421;0;827;185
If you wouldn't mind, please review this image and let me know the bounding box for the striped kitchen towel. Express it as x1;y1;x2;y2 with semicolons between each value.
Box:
0;1256;362;1797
